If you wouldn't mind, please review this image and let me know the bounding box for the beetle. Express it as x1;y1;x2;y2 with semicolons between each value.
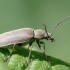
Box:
0;16;70;63
0;25;54;62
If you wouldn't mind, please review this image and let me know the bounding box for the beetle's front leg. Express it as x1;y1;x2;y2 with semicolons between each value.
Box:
36;40;47;60
36;40;45;52
39;41;45;52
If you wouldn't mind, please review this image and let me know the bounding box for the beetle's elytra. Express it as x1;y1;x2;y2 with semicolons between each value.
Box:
0;28;34;47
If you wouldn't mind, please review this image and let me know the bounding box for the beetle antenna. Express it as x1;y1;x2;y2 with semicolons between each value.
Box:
51;16;70;35
42;24;48;35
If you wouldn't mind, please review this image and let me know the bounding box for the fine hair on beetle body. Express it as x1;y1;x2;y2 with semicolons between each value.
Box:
0;16;70;64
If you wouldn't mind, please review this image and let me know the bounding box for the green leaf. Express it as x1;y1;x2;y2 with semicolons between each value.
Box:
8;54;26;70
0;52;5;61
0;46;70;70
0;60;11;70
25;60;52;70
52;65;70;70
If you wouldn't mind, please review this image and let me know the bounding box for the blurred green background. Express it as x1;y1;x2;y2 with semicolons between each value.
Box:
0;0;70;63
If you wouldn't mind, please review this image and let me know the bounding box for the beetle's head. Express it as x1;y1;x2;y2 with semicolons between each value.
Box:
43;24;55;42
43;16;70;42
44;32;55;42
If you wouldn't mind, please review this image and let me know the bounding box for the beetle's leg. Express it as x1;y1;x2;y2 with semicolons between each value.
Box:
10;44;15;55
36;40;45;52
36;40;47;60
4;44;15;60
39;41;45;52
26;42;33;65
